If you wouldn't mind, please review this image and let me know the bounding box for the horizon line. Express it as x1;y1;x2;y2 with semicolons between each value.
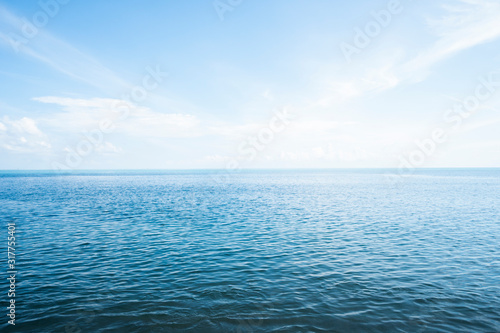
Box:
0;167;499;172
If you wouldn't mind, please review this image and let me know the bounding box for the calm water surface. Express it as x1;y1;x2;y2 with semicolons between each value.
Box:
0;169;499;332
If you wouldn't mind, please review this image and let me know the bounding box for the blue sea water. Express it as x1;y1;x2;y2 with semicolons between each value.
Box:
0;169;499;332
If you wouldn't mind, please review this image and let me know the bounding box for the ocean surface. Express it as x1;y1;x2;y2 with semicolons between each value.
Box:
1;169;499;332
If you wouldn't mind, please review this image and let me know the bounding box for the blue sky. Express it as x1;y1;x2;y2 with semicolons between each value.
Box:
0;0;499;170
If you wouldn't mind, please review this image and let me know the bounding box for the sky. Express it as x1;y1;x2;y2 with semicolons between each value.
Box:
0;0;499;170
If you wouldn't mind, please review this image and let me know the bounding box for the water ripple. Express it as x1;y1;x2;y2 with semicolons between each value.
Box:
0;169;499;332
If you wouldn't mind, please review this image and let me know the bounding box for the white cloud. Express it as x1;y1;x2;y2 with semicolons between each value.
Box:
120;107;200;138
95;142;121;154
460;116;500;133
33;96;119;108
35;96;201;139
0;116;51;152
208;122;266;138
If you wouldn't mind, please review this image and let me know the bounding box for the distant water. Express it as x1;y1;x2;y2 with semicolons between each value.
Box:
1;169;499;332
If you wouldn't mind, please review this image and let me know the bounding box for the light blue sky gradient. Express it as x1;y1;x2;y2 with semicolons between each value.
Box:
0;0;499;169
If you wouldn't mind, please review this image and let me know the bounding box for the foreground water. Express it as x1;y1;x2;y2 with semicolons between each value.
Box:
0;169;499;332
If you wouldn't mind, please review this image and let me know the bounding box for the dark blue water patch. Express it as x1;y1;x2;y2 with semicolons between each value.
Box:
0;169;499;332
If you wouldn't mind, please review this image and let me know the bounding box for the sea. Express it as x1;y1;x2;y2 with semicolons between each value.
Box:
0;169;499;332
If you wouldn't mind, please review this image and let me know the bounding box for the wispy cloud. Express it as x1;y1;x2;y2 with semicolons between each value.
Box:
402;0;500;77
0;5;128;93
319;0;500;107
